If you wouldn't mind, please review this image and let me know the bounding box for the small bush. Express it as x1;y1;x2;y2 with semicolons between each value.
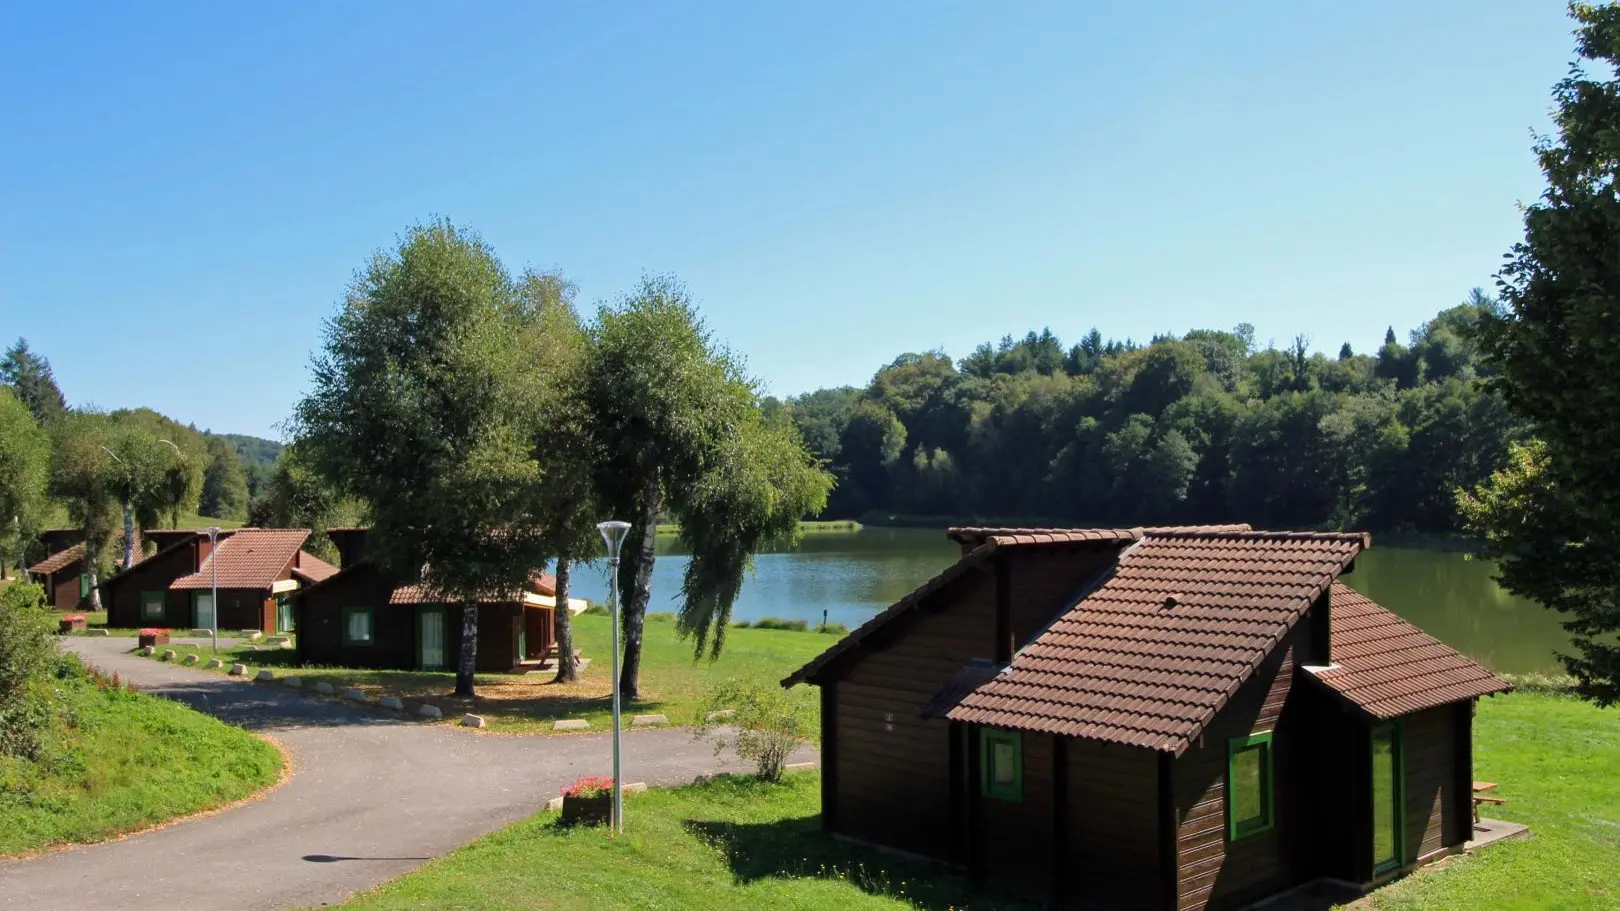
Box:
0;583;62;762
748;617;809;632
814;622;849;635
579;604;610;617
692;677;818;782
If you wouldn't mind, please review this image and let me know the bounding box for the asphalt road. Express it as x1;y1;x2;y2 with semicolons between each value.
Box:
0;636;816;911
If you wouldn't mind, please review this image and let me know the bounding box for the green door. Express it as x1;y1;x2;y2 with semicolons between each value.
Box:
419;607;446;670
514;615;526;663
276;594;295;633
79;574;90;599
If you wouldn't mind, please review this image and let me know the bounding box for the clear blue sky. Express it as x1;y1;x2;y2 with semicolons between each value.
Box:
0;2;1575;439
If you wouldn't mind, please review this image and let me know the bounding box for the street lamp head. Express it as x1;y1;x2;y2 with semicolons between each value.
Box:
207;525;221;542
597;520;632;561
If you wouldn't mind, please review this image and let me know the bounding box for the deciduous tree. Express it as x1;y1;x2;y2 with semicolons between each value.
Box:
294;221;549;697
0;389;50;576
1;339;66;426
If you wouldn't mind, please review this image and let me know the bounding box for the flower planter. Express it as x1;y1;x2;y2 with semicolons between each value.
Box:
561;793;611;827
59;615;87;634
138;630;170;648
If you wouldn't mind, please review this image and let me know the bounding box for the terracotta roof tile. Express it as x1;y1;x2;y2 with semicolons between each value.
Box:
943;530;1367;753
784;525;1250;688
28;542;85;575
1310;583;1510;718
388;569;557;605
171;529;311;590
291;551;340;584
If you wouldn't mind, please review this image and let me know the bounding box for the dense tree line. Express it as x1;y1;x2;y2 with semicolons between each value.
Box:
782;292;1522;534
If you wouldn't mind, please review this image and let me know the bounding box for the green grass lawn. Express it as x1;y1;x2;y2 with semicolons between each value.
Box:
141;612;836;733
329;772;1029;911
316;690;1615;911
0;661;283;857
1344;691;1619;910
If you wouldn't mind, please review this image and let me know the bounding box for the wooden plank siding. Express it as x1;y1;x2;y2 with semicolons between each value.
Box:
1004;545;1118;648
1172;627;1307;911
976;732;1055;902
104;539;202;628
1400;705;1462;864
830;567;997;859
1067;738;1162;911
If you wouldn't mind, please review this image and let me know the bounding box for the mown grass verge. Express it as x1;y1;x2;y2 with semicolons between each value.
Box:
328;772;1029;911
0;659;283;856
141;612;838;734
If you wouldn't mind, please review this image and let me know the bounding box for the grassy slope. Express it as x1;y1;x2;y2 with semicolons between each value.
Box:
146;613;836;733
0;668;283;856
1347;691;1619;910
322;691;1615;911
331;773;1029;911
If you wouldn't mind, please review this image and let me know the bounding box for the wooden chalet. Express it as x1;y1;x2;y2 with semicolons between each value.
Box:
103;528;336;634
783;526;1513;911
290;529;561;673
27;541;88;610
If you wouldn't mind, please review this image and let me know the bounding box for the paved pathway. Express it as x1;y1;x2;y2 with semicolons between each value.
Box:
0;637;817;911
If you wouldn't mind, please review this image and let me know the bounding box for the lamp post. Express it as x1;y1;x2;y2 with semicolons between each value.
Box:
596;519;632;833
207;525;221;655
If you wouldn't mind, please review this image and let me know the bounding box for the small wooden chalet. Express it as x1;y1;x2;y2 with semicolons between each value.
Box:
784;526;1512;911
27;542;89;610
103;528;337;634
291;558;560;673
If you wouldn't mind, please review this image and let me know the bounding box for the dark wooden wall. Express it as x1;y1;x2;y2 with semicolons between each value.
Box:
829;567;996;858
296;564;417;669
1004;544;1119;648
105;540;200;627
47;566;84;611
1172;627;1306;911
1065;738;1162;911
975;731;1056;902
164;588;273;633
1401;704;1463;864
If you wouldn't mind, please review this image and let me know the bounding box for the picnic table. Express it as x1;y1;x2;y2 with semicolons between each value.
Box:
1472;781;1507;824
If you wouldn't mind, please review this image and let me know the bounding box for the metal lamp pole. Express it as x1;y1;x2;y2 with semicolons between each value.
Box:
596;520;632;834
207;525;221;655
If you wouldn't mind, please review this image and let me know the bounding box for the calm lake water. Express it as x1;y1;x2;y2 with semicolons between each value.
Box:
566;528;1570;675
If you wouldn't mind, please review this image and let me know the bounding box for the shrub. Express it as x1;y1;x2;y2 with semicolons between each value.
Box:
692;677;818;782
814;621;849;635
748;617;809;632
0;583;62;761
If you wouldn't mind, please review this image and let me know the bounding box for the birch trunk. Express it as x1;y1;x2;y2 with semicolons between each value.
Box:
455;602;478;697
551;556;578;683
616;483;660;701
122;502;135;570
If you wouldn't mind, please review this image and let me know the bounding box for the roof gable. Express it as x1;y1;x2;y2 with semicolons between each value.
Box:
943;529;1367;753
171;529;311;591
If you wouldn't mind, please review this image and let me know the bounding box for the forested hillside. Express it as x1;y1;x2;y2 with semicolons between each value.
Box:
780;291;1520;535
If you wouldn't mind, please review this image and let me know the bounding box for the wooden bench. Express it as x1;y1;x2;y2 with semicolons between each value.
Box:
1473;780;1507;824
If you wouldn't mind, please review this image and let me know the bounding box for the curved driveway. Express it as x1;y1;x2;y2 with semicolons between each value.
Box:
0;637;816;911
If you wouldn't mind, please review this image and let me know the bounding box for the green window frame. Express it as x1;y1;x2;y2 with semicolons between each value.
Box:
140;590;166;621
342;606;374;646
1226;730;1275;840
1372;720;1406;874
979;729;1023;802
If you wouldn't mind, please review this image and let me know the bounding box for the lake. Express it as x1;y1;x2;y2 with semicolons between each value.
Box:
566;527;1570;676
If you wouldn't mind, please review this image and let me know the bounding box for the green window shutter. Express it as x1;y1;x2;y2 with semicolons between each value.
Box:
1227;730;1275;840
342;607;374;646
79;574;90;598
979;729;1024;802
141;590;166;621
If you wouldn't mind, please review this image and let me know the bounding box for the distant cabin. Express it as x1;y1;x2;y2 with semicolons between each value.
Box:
290;528;566;673
27;540;88;610
783;526;1511;911
101;528;336;634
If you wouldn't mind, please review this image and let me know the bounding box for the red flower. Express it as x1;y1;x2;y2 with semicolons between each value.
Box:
562;776;614;798
137;627;167;636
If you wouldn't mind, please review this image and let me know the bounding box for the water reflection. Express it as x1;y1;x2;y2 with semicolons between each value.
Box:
565;528;1569;675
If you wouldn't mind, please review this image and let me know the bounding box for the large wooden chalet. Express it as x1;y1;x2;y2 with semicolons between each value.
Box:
784;526;1512;911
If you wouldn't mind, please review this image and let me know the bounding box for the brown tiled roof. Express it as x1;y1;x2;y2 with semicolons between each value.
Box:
1309;583;1510;718
943;529;1368;753
389;569;558;605
291;551;340;584
28;542;85;575
171;529;311;590
782;525;1253;688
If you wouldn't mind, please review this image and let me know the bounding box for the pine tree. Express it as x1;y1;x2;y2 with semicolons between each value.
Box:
0;339;66;425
